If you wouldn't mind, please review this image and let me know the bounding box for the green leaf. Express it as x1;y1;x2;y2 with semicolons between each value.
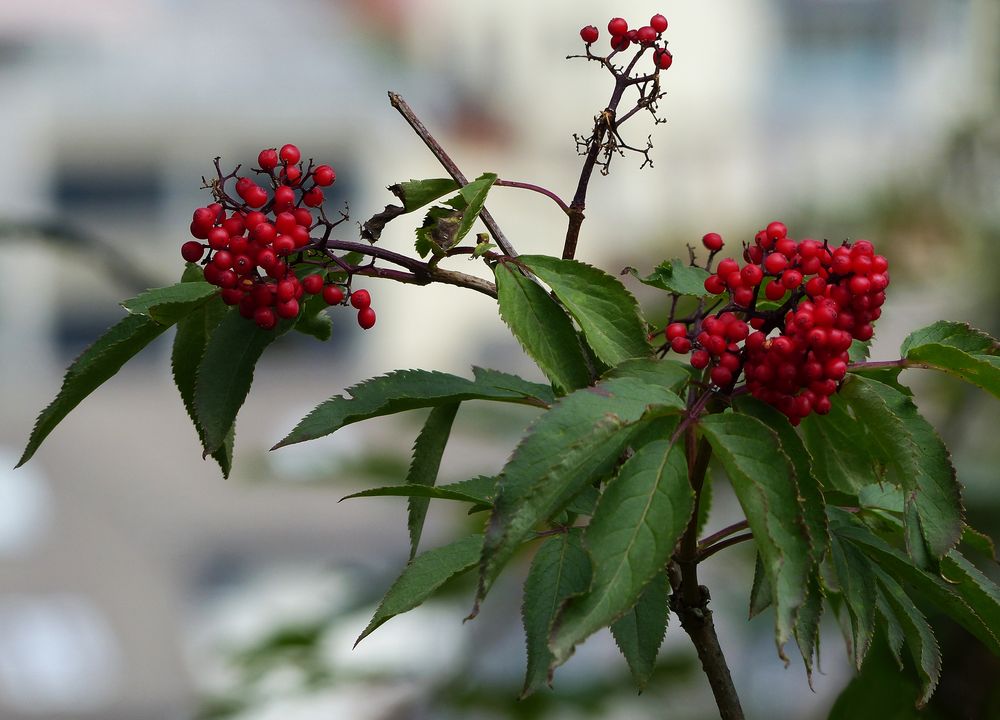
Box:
471;367;556;405
415;205;464;258
121;281;219;325
341;482;492;506
406;403;460;559
549;440;691;668
519;255;651;367
455;172;497;245
734;396;829;564
848;339;871;363
521;530;591;697
900;320;999;356
494;262;591;394
171;287;233;476
871;565;941;707
749;552;773;618
275;369;550;449
842;375;962;560
830;509;1000;656
625;259;714;297
194;309;290;453
609;571;670;690
477;378;686;608
604;357;692;393
940;550;1000;634
794;571;825;682
355;534;483;646
830;534;878;668
901;321;1000;398
698;413;812;655
18;314;168;467
876;585;907;670
390;178;460;212
800;398;885;494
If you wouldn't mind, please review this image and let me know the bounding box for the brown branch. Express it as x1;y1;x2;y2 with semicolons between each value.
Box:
387;92;517;259
698;532;755;562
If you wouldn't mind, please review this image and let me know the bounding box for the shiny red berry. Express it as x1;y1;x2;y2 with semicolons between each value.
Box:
650;14;668;33
358;307;377;330
608;17;628;35
580;25;599;43
181;241;204;263
350;289;371;309
279;143;301;165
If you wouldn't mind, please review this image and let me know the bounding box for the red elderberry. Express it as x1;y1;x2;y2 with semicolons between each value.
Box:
350;289;372;309
313;165;336;186
302;274;324;294
650;14;668;33
580;25;599;44
181;241;204;263
358;307;377;330
653;48;673;70
258;148;278;171
279;143;301;165
322;285;345;305
608;17;628;35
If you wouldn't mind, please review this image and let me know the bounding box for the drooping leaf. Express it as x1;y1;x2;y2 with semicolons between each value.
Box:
699;413;812;655
477;378;686;608
939;550;1000;634
355;534;483;647
494;262;591;394
749;552;773;618
549;439;691;668
830;534;878;669
610;570;671;690
415;205;464;257
794;570;825;682
390;178;460;212
171;287;233;476
455;172;497;245
341;481;491;507
624;259;715;297
734;396;829;563
275;369;550;449
875;585;907;670
871;565;941;707
842;375;963;561
406;403;460;559
519;255;651;366
830;509;1000;656
521;530;591;697
18;314;168;467
194;309;290;453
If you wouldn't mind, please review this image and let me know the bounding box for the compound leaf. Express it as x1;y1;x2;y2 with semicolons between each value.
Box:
477;378;685;609
549;440;691;668
699;412;812;655
625;259;714;297
842;375;962;561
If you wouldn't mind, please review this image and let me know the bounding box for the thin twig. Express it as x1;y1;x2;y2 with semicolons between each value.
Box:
698;533;755;562
387;92;517;258
494;179;571;215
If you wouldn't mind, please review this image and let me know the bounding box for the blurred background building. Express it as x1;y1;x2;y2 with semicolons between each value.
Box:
0;1;997;718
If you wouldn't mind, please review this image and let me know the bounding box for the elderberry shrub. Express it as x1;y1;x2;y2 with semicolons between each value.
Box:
658;222;889;423
184;144;375;331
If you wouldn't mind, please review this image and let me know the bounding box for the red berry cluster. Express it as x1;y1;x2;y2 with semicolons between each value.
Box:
182;144;377;331
580;14;673;70
658;222;889;423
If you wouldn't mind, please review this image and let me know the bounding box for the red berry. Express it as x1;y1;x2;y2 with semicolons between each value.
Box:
781;270;803;289
357;307;377;330
666;322;688;340
691;350;710;369
273;235;295;255
313;165;336;186
276;298;300;319
212;250;233;270
766;221;788;242
636;25;657;44
275;212;297;235
580;25;599;43
717;258;739;276
650;14;668;33
764;253;788;275
245;187;268;208
608;17;628;35
711;366;734;387
702;232;724;251
207;227;230;251
610;34;630;51
303;187;324;207
671;337;692;354
350;288;371;309
302;274;324;294
279;143;301;165
181;241;204;263
704;274;726;294
293;208;314;227
276;280;296;302
740;264;764;286
653;48;673;70
254;307;277;330
322;285;345;305
280;165;302;185
764;279;785;301
258;148;279;171
273;186;295;209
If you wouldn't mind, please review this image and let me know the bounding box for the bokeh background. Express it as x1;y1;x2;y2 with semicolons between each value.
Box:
0;1;998;718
